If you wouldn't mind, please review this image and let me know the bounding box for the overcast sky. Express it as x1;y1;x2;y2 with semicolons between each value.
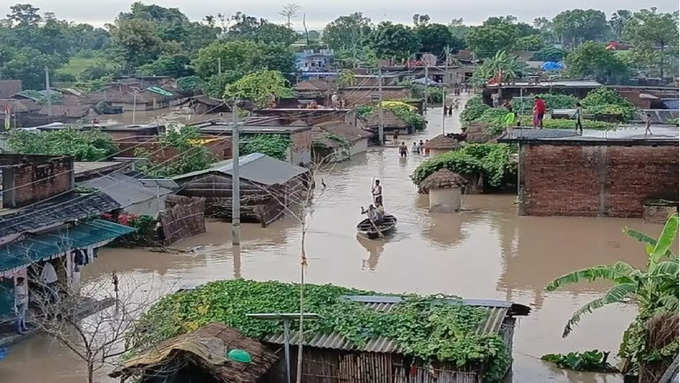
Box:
13;0;680;29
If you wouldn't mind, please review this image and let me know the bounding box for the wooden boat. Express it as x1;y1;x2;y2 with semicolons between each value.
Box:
356;215;397;239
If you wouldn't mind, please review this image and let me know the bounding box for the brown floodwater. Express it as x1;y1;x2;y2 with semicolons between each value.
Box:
0;102;662;383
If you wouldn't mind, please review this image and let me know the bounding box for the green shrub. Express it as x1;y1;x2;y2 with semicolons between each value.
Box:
242;134;290;160
460;95;490;123
581;87;636;121
411;143;513;188
542;350;617;372
176;75;204;95
7;128;118;161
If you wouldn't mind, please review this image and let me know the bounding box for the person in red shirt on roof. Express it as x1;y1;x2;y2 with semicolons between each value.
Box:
533;96;546;129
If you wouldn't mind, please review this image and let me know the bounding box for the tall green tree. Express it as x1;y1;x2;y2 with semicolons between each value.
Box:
552;9;609;48
369;22;420;61
415;22;455;56
565;41;631;84
226;12;298;46
223;70;292;108
7;3;41;26
624;8;679;79
466;16;537;58
322;12;373;64
471;51;525;97
609;10;632;40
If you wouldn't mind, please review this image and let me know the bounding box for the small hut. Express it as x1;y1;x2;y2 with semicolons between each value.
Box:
173;153;310;226
419;169;468;212
110;323;279;383
423;134;461;156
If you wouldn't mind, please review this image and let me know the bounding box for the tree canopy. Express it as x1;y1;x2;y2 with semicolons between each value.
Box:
223;70;293;108
623;8;679;78
369;22;420;61
466;16;539;58
565;41;631;84
552;9;609;48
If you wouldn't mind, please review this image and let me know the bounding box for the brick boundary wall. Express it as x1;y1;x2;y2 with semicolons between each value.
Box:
519;143;679;217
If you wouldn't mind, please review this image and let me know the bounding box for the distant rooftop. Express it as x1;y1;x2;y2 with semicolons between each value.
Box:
488;80;602;88
499;126;678;145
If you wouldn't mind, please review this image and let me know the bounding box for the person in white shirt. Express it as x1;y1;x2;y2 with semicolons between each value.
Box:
15;277;28;334
40;262;59;303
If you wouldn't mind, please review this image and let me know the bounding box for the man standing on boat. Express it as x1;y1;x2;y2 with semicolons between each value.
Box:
372;179;383;206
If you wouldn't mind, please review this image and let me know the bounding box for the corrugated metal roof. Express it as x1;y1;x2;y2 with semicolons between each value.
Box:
0;219;134;273
264;295;513;353
0;192;121;238
83;174;174;208
173;153;308;186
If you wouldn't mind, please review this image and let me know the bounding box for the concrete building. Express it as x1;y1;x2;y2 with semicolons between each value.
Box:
499;128;679;217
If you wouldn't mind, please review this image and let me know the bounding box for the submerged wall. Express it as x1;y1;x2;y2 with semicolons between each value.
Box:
518;142;679;217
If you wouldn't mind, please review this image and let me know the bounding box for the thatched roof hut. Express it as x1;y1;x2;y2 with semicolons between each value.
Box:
419;169;468;193
423;134;461;154
110;323;278;383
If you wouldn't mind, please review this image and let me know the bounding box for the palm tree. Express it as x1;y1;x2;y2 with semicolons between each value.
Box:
546;214;679;337
471;51;525;100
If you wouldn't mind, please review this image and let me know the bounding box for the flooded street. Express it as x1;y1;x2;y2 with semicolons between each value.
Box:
0;103;661;383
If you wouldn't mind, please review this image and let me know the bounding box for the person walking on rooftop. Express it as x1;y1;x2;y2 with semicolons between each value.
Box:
644;113;653;136
533;96;546;129
574;102;583;135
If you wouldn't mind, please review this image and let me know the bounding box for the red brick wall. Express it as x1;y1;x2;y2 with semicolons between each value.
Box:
2;156;73;208
520;144;679;217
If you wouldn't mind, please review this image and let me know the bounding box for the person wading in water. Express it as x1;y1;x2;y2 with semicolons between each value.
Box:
399;142;408;158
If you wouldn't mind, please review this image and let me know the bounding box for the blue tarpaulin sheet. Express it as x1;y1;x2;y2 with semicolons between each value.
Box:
541;61;565;71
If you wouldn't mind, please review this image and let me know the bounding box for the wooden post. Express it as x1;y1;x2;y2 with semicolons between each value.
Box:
378;65;384;146
232;102;240;246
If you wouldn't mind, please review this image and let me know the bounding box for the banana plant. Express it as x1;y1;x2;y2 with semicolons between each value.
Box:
546;214;678;337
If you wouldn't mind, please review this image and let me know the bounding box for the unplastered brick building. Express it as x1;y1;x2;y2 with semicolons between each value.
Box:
500;129;679;218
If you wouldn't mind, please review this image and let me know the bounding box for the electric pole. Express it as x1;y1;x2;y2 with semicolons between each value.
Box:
377;65;384;145
232;102;241;246
442;46;450;135
44;66;52;117
424;63;429;110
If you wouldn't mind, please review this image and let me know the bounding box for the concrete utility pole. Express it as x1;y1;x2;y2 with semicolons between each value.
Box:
424;63;429;110
377;65;384;145
44;66;52;116
441;46;450;135
132;92;137;124
231;102;241;246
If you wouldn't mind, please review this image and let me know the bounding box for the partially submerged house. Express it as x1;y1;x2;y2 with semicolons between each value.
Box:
0;154;133;322
173;153;310;226
499;128;679;217
180;95;231;114
423;134;462;156
338;86;411;107
110;323;279;383
358;108;413;137
261;295;530;383
81;173;178;217
311;120;372;162
195;118;312;165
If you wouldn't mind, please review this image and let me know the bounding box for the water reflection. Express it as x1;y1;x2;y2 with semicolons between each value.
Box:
356;234;384;271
